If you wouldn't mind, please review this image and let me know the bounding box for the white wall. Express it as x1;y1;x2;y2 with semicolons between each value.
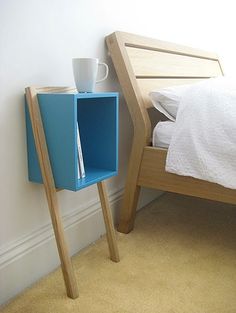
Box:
1;0;236;305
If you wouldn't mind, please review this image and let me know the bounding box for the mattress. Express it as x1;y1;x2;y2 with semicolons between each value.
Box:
152;121;175;148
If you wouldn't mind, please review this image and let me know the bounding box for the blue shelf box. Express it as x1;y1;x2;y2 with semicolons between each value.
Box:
25;92;119;191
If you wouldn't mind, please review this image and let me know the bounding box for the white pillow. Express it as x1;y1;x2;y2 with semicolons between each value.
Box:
149;84;193;121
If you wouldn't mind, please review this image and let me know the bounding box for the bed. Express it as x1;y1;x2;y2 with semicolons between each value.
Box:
106;31;236;234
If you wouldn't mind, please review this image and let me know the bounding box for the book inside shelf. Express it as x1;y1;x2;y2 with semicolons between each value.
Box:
76;122;85;179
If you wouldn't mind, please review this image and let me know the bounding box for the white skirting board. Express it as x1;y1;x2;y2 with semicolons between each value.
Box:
0;187;161;306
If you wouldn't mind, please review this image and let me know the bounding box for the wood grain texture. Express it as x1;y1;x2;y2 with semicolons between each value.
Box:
138;147;236;204
36;86;77;93
117;136;143;233
106;32;151;142
106;32;152;233
97;181;120;262
25;87;79;299
118;31;220;60
126;46;222;78
106;31;226;234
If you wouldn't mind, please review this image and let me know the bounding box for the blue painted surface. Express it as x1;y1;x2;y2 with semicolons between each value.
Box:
25;92;119;191
25;104;43;182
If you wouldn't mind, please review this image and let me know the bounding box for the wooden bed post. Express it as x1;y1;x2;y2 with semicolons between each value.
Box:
118;136;143;233
106;32;151;233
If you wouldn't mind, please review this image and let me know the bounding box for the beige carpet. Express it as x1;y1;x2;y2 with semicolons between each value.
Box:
2;193;236;313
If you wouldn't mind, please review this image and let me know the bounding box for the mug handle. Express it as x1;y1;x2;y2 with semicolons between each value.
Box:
96;62;109;83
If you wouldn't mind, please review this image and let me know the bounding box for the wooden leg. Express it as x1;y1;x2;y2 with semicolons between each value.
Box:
46;189;79;299
118;183;141;234
117;137;143;234
26;87;79;299
97;181;120;262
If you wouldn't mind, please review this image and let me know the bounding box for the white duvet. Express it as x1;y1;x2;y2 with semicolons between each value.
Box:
166;77;236;189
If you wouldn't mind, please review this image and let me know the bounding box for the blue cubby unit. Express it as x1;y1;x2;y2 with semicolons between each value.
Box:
25;92;119;191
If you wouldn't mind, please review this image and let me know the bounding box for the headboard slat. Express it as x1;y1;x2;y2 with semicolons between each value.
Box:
126;46;222;78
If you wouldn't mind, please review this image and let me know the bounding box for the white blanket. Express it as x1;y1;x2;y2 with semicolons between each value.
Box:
166;77;236;189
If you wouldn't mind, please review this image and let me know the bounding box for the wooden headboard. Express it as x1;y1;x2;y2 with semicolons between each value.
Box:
106;31;223;144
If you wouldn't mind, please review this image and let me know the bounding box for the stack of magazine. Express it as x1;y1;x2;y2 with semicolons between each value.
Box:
77;123;85;179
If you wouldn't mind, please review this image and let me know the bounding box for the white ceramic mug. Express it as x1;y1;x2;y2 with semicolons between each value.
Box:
72;58;109;93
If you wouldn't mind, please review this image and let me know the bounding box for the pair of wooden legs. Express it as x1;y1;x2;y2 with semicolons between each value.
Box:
25;87;119;299
47;181;119;299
